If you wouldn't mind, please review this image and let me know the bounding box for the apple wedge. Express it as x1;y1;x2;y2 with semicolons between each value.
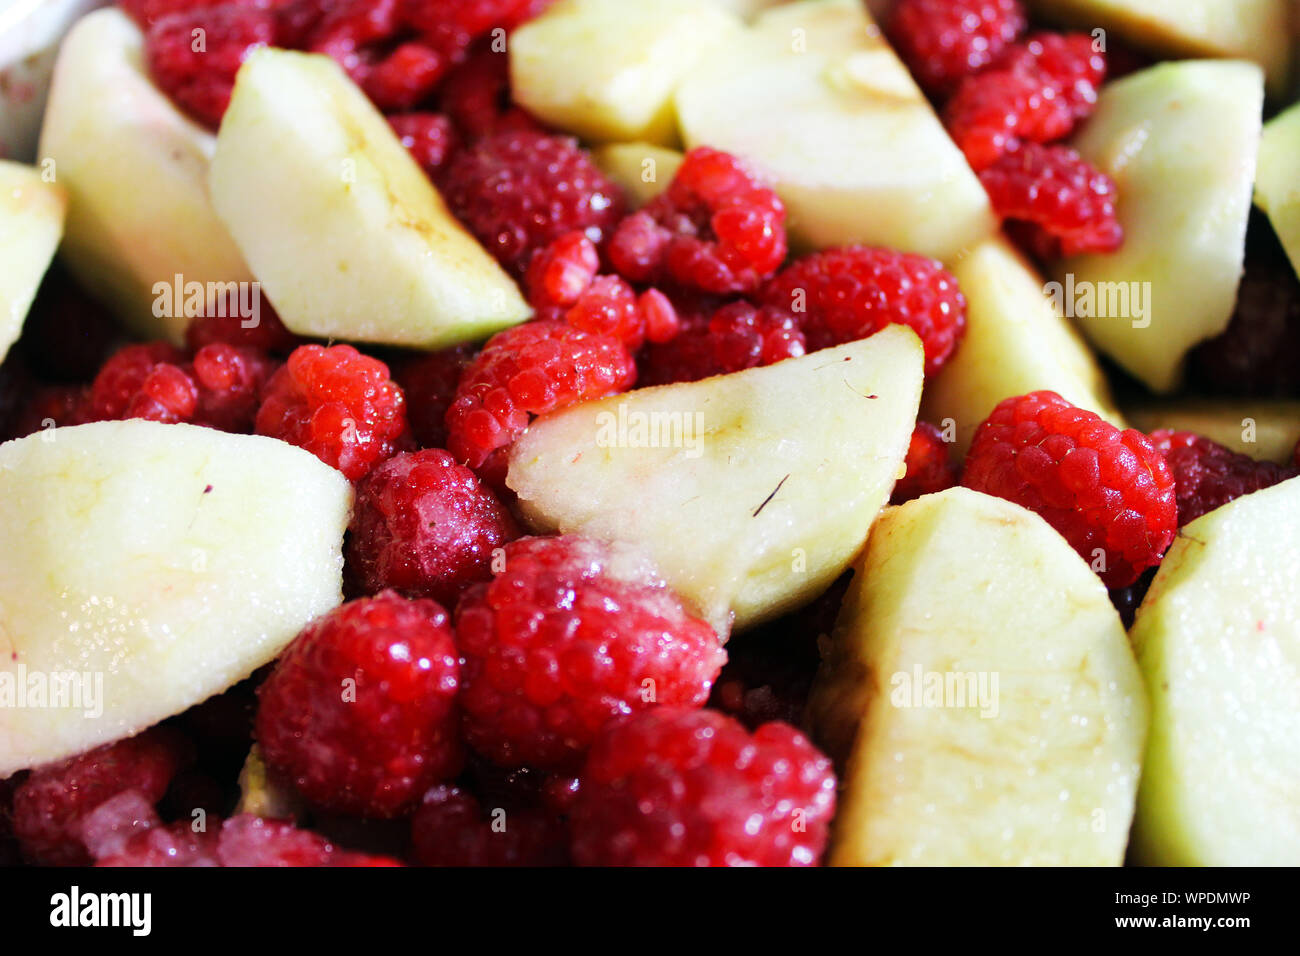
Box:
210;48;531;350
674;0;996;261
0;420;351;776
510;0;742;146
809;488;1148;866
1130;476;1300;865
0;159;66;362
37;7;253;343
920;237;1123;457
1052;60;1264;393
1027;0;1291;98
1124;398;1300;464
508;325;924;636
591;142;682;209
1256;102;1300;281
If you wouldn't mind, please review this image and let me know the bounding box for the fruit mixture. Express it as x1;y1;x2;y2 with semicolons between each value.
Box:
0;0;1298;867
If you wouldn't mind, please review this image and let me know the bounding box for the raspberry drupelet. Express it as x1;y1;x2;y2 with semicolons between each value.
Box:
889;0;1028;97
410;784;569;866
1148;430;1298;527
394;344;474;450
255;592;463;818
455;535;726;771
892;421;960;504
962;391;1177;588
388;112;460;175
570;707;837;867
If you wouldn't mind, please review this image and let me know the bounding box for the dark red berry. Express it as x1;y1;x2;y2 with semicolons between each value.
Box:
410;784;568;866
945;66;1073;170
191;343;279;433
388;112;459;175
184;294;302;355
363;41;448;111
889;0;1027;96
1148;430;1298;526
87;342;189;422
394;345;474;449
892;421;959;504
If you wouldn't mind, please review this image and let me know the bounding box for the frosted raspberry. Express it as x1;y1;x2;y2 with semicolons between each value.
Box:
97;815;401;866
78;791;163;861
388;112;459;175
760;246;966;375
191;343;278;432
255;344;408;480
12;728;189;866
1149;430;1298;526
145;4;278;128
363;41;447;111
889;0;1027;96
394;345;473;449
962;391;1177;588
570;708;836;867
442;130;625;277
348;449;518;604
455;535;725;771
255;592;463;818
95;819;221;866
410;784;568;866
608;147;787;295
892;421;959;503
445;320;635;468
979;143;1123;257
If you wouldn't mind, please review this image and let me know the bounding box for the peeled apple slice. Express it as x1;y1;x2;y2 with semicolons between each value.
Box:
0;159;65;363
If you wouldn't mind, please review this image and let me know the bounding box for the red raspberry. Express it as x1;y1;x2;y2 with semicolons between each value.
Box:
980;143;1124;257
145;4;279;128
255;344;408;480
96;820;221;867
945;68;1072;171
554;275;647;350
12;728;188;866
440;44;542;142
87;342;192;422
889;0;1027;96
442;130;625;278
410;784;568;866
97;815;401;866
608;147;787;295
961;391;1177;588
10;384;90;439
126;362;199;423
760;246;967;376
184;294;301;355
892;421;959;504
402;0;537;46
363;41;448;111
455;535;726;771
78;790;163;861
347;449;519;604
120;0;274;28
388;112;459;176
1148;430;1298;527
640;288;681;344
445;320;635;468
289;0;401;62
525;232;600;309
994;32;1107;120
570;708;836;867
394;345;473;449
256;592;463;818
190;343;278;432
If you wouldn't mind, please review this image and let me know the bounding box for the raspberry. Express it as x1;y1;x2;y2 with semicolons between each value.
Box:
555;275;648;350
126;361;199;423
760;246;967;376
455;535;725;771
191;343;278;432
410;784;568;866
255;344;408;480
216;815;402;866
290;0;401;62
442;130;625;277
347;449;518;603
12;728;189;866
892;421;960;504
961;391;1177;588
256;592;463;817
388;112;459;176
525;232;601;309
95;820;222;867
184;295;301;354
1109;566;1156;630
642;300;806;385
945;67;1074;171
570;708;836;867
402;0;537;46
145;4;278;128
994;32;1107;120
640;288;681;344
440;44;541;142
363;41;448;111
394;345;473;449
78;791;163;861
889;0;1027;96
709;607;829;732
1148;430;1298;527
979;143;1124;257
10;384;89;439
445;320;635;468
120;0;271;28
87;342;189;422
608;147;787;295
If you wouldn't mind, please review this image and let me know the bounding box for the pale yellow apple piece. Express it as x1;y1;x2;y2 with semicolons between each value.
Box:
1256;102;1300;281
591;142;683;209
1124;399;1300;464
0;159;65;362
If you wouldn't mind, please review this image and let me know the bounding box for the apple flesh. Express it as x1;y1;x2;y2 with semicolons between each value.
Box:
591;142;682;209
0;159;66;362
920;237;1124;457
674;0;996;261
1124;399;1300;465
809;487;1148;866
36;7;252;344
1130;476;1300;864
508;325;924;636
210;48;531;350
510;0;742;146
1053;60;1264;393
1255;102;1300;281
0;420;352;776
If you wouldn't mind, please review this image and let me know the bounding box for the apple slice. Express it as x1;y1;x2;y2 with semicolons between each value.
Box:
1124;398;1300;465
808;487;1148;866
210;48;531;350
508;325;924;636
1028;0;1291;97
1130;476;1300;864
1052;60;1264;393
37;7;252;344
0;159;66;362
510;0;742;146
1255;102;1300;281
0;420;352;776
591;142;682;209
920;237;1123;457
674;0;996;261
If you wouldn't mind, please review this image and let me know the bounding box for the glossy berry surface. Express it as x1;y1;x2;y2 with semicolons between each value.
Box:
892;421;960;504
889;0;1027;96
1148;430;1298;527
